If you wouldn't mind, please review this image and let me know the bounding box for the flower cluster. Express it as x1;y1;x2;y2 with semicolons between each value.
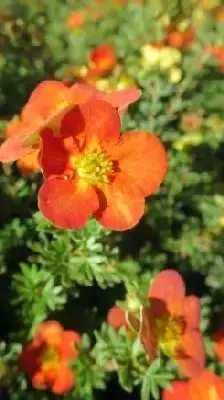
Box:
19;321;81;395
140;45;183;83
0;80;167;230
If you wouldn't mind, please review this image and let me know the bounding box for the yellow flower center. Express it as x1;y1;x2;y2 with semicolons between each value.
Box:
156;316;183;357
42;347;59;366
70;147;114;184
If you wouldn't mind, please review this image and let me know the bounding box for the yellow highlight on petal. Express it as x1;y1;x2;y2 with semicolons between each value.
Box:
209;385;221;400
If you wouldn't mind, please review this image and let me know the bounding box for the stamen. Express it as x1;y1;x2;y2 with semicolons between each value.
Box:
156;316;183;357
42;347;59;364
70;147;114;184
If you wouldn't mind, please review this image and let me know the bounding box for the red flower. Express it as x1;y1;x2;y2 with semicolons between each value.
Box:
140;270;205;377
162;381;189;400
88;44;116;76
38;99;167;230
167;26;195;49
213;323;224;362
162;371;224;399
0;80;141;163
19;321;81;395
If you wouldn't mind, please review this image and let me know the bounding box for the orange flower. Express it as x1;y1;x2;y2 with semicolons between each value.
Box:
19;321;81;395
206;46;224;73
5;118;39;176
0;80;141;163
107;306;129;330
38;99;167;230
167;26;195;49
107;306;140;340
188;370;224;399
215;7;224;23
162;381;189;400
162;371;224;399
213;324;224;362
140;270;205;377
66;10;86;30
88;44;117;77
0;81;94;163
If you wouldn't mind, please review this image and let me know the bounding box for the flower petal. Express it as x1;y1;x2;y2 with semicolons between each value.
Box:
38;177;99;229
51;363;74;395
184;296;201;330
39;128;70;177
140;306;158;362
69;82;98;103
16;148;39;176
162;381;189;400
0;125;35;162
107;306;127;330
19;344;40;376
148;270;185;316
177;331;205;377
108;131;167;197
21;81;72;122
60;331;81;359
32;370;47;390
188;370;224;400
62;99;120;147
32;321;63;348
21;81;86;148
103;88;142;113
95;173;145;230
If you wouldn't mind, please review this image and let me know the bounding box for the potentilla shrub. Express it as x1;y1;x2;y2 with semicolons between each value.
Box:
0;0;223;399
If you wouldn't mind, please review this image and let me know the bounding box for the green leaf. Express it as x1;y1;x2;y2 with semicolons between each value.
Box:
141;367;151;400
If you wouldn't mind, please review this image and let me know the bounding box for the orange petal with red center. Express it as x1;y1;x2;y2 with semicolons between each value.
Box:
162;381;189;400
95;173;145;230
39;128;71;177
38;177;99;229
148;270;185;316
61;331;81;359
177;331;205;377
63;99;120;149
140;306;158;362
188;370;224;400
21;81;71;122
51;363;75;395
103;88;142;113
108;131;167;197
184;296;201;330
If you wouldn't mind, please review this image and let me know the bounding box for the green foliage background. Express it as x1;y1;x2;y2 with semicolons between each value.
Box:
0;0;223;399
